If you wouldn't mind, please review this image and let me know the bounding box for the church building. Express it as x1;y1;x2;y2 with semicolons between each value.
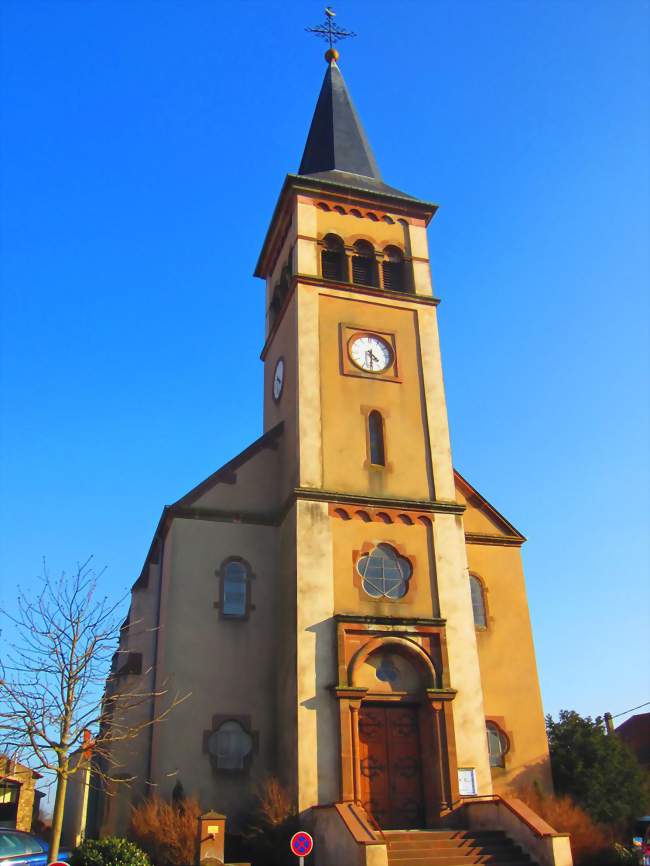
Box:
98;40;566;866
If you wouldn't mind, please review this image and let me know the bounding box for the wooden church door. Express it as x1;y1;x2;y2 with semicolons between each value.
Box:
358;704;425;829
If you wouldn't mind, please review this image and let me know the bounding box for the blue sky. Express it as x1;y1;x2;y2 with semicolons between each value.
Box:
1;0;648;729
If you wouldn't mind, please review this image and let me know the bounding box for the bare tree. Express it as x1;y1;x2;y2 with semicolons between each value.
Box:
0;558;187;862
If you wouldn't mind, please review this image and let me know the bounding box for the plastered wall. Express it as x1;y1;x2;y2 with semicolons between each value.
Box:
148;517;280;826
263;291;299;496
467;540;552;795
317;293;434;499
295;500;339;810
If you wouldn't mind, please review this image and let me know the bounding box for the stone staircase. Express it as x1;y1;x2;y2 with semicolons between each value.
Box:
384;829;538;866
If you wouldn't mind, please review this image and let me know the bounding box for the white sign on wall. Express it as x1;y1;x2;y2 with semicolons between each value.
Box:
458;767;477;796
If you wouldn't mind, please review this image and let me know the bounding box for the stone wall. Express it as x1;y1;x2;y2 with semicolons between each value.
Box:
0;756;38;831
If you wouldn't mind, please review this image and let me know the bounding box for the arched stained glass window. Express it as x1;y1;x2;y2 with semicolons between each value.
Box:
486;721;509;768
368;411;385;466
357;544;412;599
208;720;253;770
470;575;487;628
222;561;248;617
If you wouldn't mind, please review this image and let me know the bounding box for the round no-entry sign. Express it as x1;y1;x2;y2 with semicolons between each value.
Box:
290;830;314;857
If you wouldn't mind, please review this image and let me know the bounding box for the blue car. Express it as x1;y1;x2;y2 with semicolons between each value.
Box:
0;829;70;864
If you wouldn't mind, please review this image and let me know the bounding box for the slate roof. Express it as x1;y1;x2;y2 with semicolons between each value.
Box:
297;59;416;201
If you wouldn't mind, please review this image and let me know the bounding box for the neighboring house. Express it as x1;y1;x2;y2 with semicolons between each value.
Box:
616;713;650;770
95;44;555;857
0;756;43;831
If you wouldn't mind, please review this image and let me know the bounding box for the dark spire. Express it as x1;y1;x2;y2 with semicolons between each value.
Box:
299;58;381;180
297;55;417;201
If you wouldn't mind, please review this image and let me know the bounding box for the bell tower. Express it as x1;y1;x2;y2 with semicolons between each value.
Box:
257;54;458;504
255;49;493;820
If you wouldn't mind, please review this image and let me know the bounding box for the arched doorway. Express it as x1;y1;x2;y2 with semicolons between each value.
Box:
334;623;460;828
353;642;432;829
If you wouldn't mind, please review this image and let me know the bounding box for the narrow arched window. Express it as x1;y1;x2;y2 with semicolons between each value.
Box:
368;411;385;466
321;234;346;281
208;720;253;770
221;560;249;618
470;575;487;628
382;245;405;292
486;721;509;768
352;240;377;287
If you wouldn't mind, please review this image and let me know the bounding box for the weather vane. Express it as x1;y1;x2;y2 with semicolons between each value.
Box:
306;7;356;60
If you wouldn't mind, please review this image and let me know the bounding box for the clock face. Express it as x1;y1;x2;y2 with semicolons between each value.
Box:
349;334;392;373
272;358;284;401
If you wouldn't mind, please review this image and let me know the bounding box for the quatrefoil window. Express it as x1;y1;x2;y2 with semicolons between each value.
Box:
357;544;412;599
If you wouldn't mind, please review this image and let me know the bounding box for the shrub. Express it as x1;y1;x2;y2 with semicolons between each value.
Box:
520;787;612;866
71;837;151;866
129;793;201;866
254;777;295;828
546;710;649;829
245;777;299;866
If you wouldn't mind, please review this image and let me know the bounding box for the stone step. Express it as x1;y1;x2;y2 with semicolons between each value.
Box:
388;854;531;866
389;846;527;858
384;831;507;842
385;828;535;866
387;855;529;864
389;852;529;863
383;829;505;835
387;839;522;850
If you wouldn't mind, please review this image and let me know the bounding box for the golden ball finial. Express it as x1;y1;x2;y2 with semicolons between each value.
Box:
325;47;339;63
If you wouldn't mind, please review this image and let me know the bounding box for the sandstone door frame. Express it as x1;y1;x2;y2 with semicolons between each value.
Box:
334;618;460;826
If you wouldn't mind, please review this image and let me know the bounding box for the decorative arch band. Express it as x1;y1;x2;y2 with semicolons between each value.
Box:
329;504;434;525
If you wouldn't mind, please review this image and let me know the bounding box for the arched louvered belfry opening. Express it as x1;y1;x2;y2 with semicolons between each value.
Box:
368;410;386;466
352;240;377;287
277;260;291;307
269;253;292;328
382;245;406;292
269;289;282;327
321;233;346;281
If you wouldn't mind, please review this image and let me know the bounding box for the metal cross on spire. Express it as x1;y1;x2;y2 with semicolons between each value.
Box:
306;7;356;60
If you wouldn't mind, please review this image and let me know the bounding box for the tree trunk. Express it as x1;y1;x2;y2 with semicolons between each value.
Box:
49;770;68;863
